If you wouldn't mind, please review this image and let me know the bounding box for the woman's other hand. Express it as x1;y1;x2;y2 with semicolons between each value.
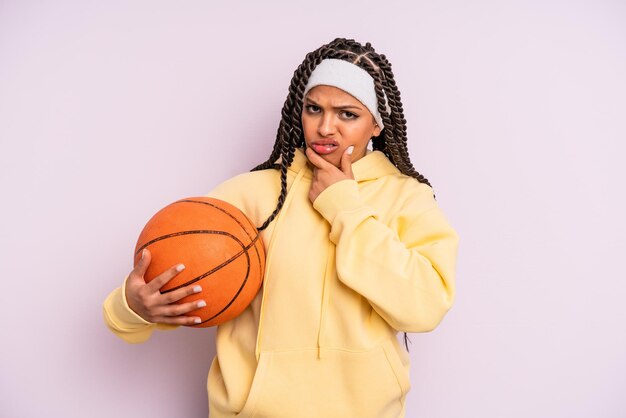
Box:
305;145;354;202
125;249;205;325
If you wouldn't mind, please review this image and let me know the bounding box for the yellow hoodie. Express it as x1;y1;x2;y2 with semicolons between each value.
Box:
103;148;458;418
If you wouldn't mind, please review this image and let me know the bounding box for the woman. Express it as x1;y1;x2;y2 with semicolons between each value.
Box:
104;38;459;418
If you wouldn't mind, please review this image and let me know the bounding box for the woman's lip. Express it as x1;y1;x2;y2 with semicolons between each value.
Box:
310;143;339;155
310;139;339;146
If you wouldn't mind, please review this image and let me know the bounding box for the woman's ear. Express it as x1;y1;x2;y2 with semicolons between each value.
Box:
373;124;382;137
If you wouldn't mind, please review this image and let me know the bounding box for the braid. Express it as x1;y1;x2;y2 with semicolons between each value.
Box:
251;38;432;351
252;39;347;230
353;49;433;189
373;55;432;187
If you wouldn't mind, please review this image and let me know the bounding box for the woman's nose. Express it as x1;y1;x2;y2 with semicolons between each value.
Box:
318;113;336;136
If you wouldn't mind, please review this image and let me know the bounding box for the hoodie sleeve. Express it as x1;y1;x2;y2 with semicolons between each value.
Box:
102;276;178;344
103;170;279;343
313;178;459;333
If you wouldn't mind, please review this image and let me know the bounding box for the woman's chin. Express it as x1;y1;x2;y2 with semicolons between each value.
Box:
319;154;342;168
305;146;342;168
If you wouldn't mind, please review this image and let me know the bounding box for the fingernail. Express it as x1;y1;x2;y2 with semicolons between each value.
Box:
141;249;146;260
194;318;201;324
197;300;206;308
192;285;202;293
347;146;354;155
176;264;185;272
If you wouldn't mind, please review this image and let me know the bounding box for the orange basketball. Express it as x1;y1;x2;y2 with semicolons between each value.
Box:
133;197;265;327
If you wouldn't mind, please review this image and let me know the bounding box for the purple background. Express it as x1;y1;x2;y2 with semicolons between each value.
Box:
1;1;624;417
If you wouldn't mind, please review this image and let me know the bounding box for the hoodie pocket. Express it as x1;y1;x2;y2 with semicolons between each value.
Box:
235;344;409;418
236;352;271;417
381;339;411;397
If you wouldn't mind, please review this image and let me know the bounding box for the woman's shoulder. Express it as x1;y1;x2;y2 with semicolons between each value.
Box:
206;168;281;225
363;152;434;198
386;172;435;198
379;173;439;217
212;168;280;191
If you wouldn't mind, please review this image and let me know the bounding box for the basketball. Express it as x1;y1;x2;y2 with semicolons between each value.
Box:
133;197;265;327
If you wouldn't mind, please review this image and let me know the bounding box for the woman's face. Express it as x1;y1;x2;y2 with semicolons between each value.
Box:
302;85;381;168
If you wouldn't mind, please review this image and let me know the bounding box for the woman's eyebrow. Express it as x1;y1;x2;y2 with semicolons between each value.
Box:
304;98;363;111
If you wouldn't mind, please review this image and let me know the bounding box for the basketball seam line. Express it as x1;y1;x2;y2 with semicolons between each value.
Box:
150;230;260;293
178;199;264;289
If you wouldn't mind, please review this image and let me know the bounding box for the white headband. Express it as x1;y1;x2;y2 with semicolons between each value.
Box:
303;58;390;129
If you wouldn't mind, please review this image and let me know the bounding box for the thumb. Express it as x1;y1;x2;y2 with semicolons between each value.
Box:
341;146;355;179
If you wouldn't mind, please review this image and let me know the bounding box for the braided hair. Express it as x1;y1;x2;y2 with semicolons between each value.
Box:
252;38;432;350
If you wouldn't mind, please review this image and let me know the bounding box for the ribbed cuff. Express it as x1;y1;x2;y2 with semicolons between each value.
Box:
312;179;363;224
108;276;154;326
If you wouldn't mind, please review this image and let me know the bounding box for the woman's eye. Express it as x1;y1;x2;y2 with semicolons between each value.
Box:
306;105;320;113
342;111;358;119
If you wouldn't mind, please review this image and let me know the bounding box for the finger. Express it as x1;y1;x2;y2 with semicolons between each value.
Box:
340;146;355;179
159;299;207;317
131;248;152;281
153;314;203;326
161;282;203;304
305;146;332;170
146;263;186;293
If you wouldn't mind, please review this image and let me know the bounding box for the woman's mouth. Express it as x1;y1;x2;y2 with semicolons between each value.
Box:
310;141;339;155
